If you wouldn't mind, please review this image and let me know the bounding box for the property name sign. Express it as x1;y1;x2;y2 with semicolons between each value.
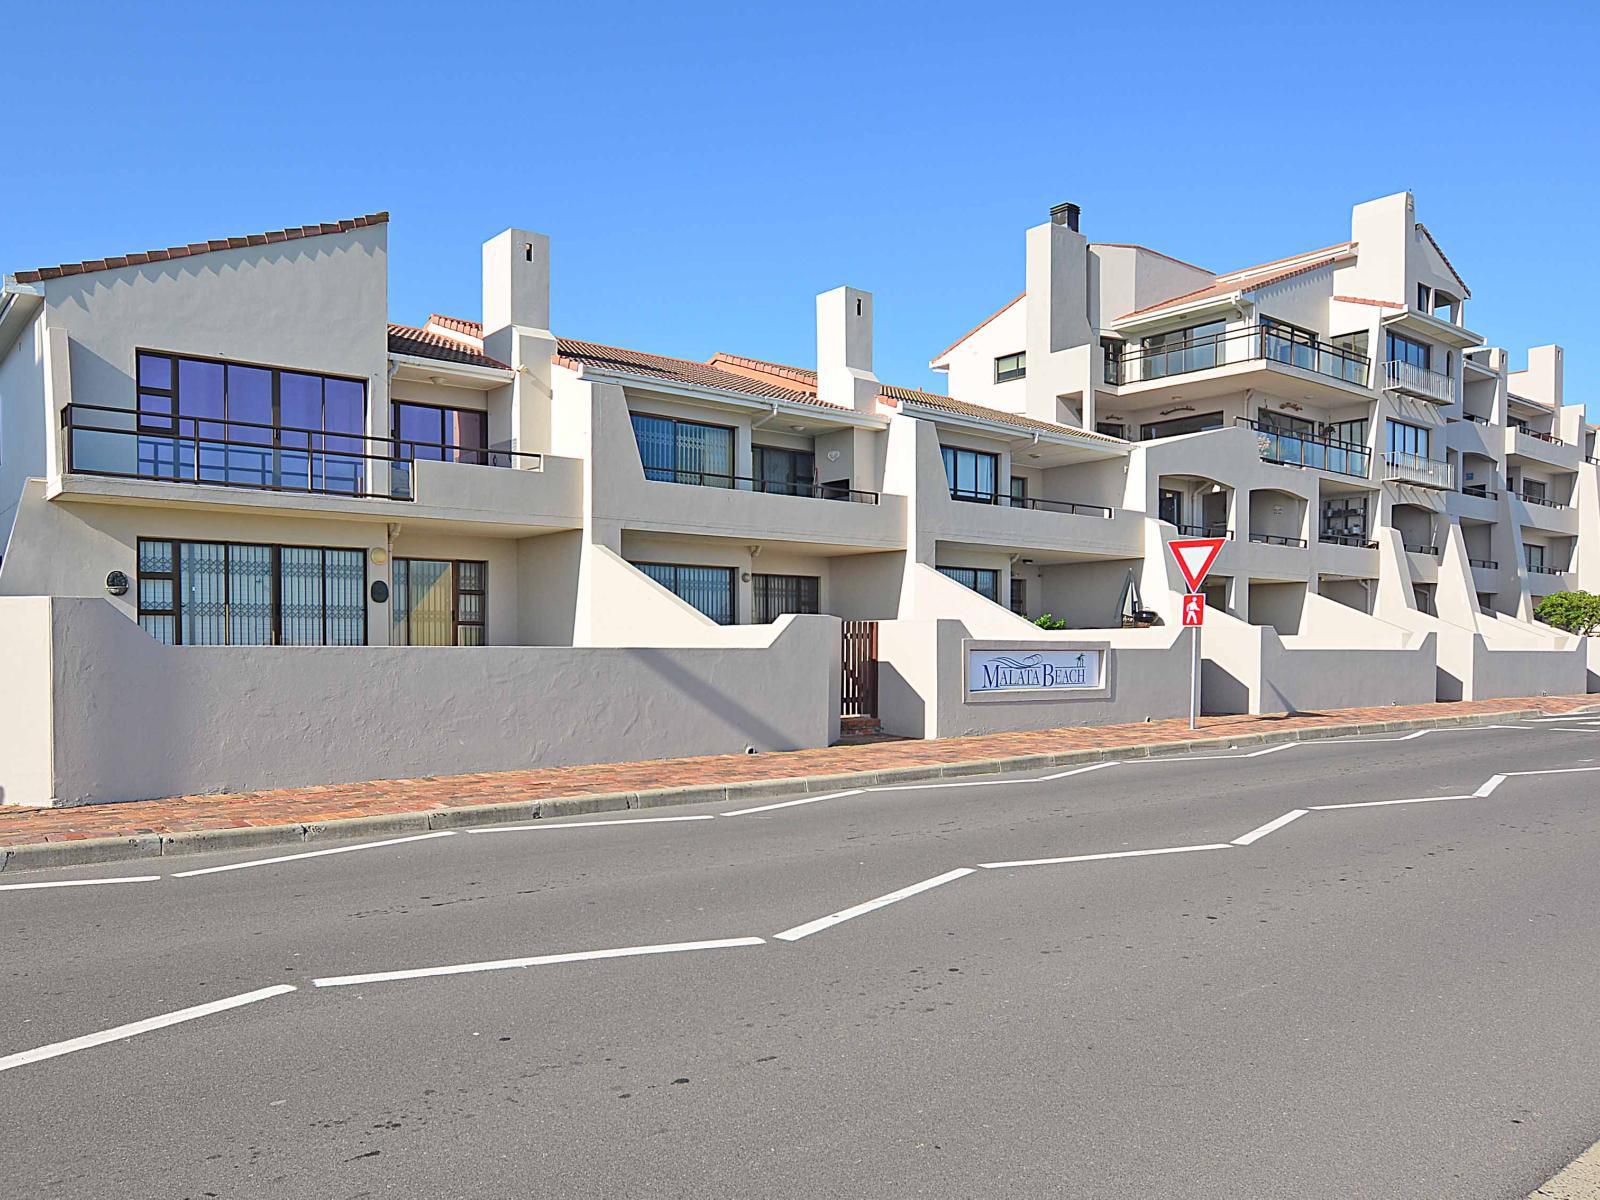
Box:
966;647;1105;695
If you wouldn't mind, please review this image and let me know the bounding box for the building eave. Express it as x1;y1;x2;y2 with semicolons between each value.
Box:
568;364;890;429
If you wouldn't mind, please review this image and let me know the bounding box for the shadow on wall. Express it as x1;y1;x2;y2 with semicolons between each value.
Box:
1436;665;1465;703
630;647;819;752
1200;659;1249;716
876;660;925;740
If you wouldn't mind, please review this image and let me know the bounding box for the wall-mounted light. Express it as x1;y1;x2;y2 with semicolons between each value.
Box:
370;548;389;565
105;570;130;597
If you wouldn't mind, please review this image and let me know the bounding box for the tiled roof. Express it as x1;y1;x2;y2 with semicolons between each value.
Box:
1117;245;1352;321
426;313;483;339
388;324;510;370
1416;223;1470;298
11;213;389;284
554;339;839;407
1334;295;1403;308
707;351;820;389
879;385;1126;445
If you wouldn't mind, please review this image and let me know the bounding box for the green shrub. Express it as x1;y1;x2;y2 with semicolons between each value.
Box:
1033;613;1069;631
1533;590;1600;636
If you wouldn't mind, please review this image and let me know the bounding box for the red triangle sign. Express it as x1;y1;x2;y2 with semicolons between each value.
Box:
1167;537;1227;593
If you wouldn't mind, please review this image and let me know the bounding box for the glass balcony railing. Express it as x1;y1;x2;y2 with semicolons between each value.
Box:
1235;418;1371;479
1106;325;1369;388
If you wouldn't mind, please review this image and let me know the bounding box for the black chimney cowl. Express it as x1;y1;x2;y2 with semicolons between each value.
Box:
1051;202;1081;232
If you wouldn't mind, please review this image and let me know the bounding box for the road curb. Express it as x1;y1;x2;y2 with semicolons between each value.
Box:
0;704;1570;874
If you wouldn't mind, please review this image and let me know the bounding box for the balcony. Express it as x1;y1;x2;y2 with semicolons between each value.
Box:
1107;325;1370;389
1405;542;1442;557
1468;557;1499;569
1249;532;1308;548
1235;418;1370;479
645;465;879;504
1175;523;1232;539
949;488;1112;518
1382;359;1455;404
1319;531;1378;549
62;403;542;501
1383;452;1455;490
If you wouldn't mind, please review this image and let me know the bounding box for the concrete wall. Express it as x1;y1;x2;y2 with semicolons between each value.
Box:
0;309;47;542
1;596;840;807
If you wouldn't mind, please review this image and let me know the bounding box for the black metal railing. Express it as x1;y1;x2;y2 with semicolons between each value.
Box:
63;403;541;500
1319;532;1378;549
1106;324;1369;388
1249;532;1308;548
1234;417;1370;478
948;488;1114;518
1515;426;1565;445
1516;491;1563;508
1588;455;1599;465
1461;484;1501;499
1527;563;1567;575
1462;412;1492;425
1469;557;1500;569
642;465;879;504
1405;543;1443;557
1175;523;1232;539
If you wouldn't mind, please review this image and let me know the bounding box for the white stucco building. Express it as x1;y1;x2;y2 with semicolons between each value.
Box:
1;194;1595;805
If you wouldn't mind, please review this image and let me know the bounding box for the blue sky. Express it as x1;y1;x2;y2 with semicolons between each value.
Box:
4;1;1597;415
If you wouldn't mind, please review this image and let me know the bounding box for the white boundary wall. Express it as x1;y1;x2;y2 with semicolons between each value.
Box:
0;597;839;808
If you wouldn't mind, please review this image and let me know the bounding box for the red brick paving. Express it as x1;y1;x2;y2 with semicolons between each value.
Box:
1;695;1592;846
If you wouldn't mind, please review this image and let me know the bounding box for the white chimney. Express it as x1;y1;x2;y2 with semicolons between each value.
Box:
1023;204;1091;425
816;285;878;413
481;228;554;455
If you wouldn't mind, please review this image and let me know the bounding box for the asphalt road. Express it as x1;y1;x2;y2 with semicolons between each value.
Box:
4;717;1600;1198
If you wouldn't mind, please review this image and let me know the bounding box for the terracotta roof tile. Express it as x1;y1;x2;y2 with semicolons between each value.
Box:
1334;295;1404;308
11;213;389;285
554;339;841;407
387;324;510;370
1117;248;1350;321
878;385;1126;445
1416;223;1470;298
426;313;483;340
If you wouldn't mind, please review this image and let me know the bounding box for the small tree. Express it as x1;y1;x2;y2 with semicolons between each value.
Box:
1534;590;1600;636
1033;613;1069;631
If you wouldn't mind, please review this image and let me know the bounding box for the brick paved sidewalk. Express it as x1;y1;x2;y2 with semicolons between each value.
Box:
1;694;1593;854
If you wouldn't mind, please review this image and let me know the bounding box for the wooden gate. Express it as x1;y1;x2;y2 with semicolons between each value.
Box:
841;620;879;719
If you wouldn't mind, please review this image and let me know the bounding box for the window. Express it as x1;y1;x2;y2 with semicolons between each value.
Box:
1386;332;1430;371
1009;576;1027;616
1139;411;1224;441
136;538;366;646
942;446;1000;502
630;413;734;487
937;566;1000;603
1257;408;1316;437
1523;478;1547;502
636;562;736;625
1009;476;1028;504
134;351;368;494
752;445;816;497
753;574;820;623
1416;283;1431;313
1138;320;1225;380
1095;421;1128;440
1387;419;1430;458
1526;544;1546;572
393;402;487;464
391;559;487;646
1320;496;1369;539
1101;338;1124;384
1158;488;1183;526
1260;318;1320;372
1326;418;1369;447
994;352;1026;383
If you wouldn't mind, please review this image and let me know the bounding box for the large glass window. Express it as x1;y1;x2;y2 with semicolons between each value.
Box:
941;446;1000;502
1139;411;1225;441
753;573;820;623
1386;332;1430;371
635;562;736;624
391;559;486;646
134;351;368;494
937;565;1001;603
994;352;1026;383
1139;320;1225;380
630;413;734;487
1387;419;1430;458
391;402;489;497
752;445;816;497
136;539;365;646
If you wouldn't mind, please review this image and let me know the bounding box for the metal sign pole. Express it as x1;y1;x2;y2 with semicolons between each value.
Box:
1190;622;1201;730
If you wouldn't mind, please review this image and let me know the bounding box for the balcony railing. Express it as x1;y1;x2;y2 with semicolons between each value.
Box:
1405;543;1442;557
1527;563;1568;575
1175;523;1232;539
1249;532;1308;548
62;403;541;500
1469;557;1499;570
643;465;879;503
1319;531;1378;549
1106;324;1369;388
1383;452;1455;490
1382;359;1455;404
1235;418;1370;478
1462;412;1492;425
949;488;1113;518
1516;491;1563;509
1461;484;1500;499
1514;426;1565;445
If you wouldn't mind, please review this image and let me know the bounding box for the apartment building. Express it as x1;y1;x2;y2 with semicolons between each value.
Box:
0;195;1594;806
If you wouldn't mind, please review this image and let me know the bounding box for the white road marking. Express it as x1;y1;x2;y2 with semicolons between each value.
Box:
1506;765;1600;777
1232;809;1309;846
978;843;1231;869
873;761;1119;793
467;814;717;833
1318;724;1529;743
170;830;456;877
0;985;296;1074
1150;742;1298;762
311;937;766;988
772;868;975;942
720;789;865;816
1474;775;1506;798
1311;794;1473;811
0;875;161;892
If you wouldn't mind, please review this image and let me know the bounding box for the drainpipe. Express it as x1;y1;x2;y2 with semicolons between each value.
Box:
750;402;782;431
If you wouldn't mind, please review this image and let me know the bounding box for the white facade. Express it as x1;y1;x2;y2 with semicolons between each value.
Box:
0;196;1593;805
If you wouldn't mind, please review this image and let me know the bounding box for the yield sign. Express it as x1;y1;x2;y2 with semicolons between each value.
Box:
1168;537;1227;593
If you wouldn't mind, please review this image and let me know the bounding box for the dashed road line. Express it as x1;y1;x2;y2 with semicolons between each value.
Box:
978;843;1232;870
720;789;865;817
467;814;717;833
169;830;457;877
0;985;297;1074
1232;809;1308;845
0;875;161;892
311;936;767;988
773;868;975;942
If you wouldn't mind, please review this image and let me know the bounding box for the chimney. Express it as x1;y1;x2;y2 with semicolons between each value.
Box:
816;286;878;413
1050;201;1081;233
482;228;551;338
